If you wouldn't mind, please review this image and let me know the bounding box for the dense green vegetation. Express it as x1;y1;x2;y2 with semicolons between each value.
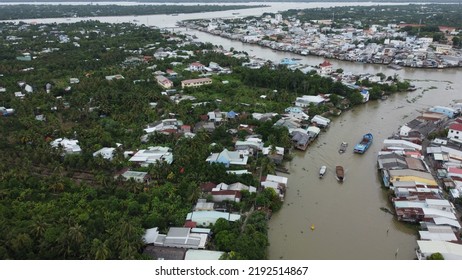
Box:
0;20;409;259
0;4;265;21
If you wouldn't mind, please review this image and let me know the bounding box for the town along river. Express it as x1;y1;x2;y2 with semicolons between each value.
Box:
13;3;461;259
182;30;461;260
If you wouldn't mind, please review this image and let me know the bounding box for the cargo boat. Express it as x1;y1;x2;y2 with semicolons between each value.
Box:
353;133;373;154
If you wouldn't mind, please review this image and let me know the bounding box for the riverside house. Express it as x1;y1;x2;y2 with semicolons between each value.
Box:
181;77;212;88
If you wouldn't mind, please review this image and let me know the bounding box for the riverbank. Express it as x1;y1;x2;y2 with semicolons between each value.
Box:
181;22;462;70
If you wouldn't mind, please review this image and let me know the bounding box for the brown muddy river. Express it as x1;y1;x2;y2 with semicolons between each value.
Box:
268;80;459;260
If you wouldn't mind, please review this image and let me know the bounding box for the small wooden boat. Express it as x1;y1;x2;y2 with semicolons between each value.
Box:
339;142;348;153
336;166;344;182
319;165;327;178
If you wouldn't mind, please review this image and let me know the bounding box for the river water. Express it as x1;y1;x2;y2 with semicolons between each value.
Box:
6;2;460;260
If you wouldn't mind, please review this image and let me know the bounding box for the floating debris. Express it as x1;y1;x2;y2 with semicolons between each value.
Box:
380;207;395;215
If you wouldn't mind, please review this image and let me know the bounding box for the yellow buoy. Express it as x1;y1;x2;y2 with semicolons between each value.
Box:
310;224;315;231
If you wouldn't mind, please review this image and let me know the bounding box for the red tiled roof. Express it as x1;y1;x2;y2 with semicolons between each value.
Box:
439;26;456;32
320;60;332;67
200;182;217;192
184;221;197;228
449;167;462;175
449;123;462;131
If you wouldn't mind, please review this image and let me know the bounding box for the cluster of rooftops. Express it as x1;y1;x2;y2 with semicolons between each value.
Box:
377;104;462;259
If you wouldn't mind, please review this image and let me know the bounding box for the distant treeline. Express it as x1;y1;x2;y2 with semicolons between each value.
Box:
0;4;265;21
281;4;462;29
2;0;462;2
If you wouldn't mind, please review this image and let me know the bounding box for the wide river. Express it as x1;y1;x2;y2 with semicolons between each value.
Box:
7;2;460;260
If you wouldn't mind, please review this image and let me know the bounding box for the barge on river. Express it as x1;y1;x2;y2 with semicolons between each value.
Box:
353;133;373;154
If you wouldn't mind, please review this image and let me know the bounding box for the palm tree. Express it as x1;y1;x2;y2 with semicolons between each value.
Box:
68;223;85;252
261;157;276;176
187;184;201;204
90;238;111;260
31;216;48;238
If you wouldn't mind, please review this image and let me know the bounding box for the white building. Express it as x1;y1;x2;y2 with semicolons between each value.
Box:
448;123;462;140
295;95;325;107
129;146;173;167
93;147;116;160
186;211;241;226
143;227;207;249
261;174;288;200
51;138;81;154
416;240;462;260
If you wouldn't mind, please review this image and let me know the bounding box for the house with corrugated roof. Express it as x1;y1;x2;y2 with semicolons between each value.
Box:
143;118;182;135
129;146;173;167
184;249;224;260
186;210;241;226
181;78;212;88
416;240;462;260
419;225;458;242
206;148;248;168
262;145;285;165
210;182;257;203
235;137;263;156
188;62;206;72
291;131;311;151
261;174;288;200
384;169;438;188
393;197;457;223
50;138;81;154
143;227;208;249
194;199;215;211
295;95;325;107
93;147;116;160
429;106;458;118
114;169;150;184
273;117;302;134
155;75;174;89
